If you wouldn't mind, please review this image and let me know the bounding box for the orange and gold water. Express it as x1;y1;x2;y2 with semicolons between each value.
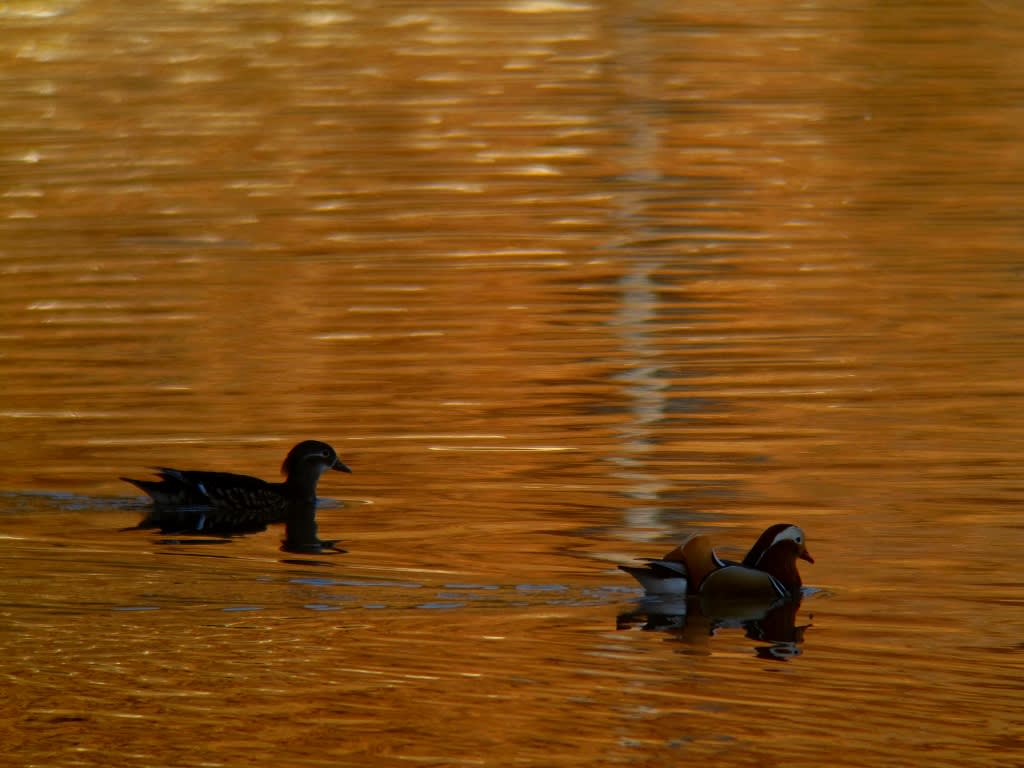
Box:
1;2;1022;766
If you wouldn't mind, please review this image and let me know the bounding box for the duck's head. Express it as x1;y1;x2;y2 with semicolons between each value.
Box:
743;523;813;569
751;537;813;594
281;440;352;480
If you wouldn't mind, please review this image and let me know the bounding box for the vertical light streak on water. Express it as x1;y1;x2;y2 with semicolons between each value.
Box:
611;263;673;535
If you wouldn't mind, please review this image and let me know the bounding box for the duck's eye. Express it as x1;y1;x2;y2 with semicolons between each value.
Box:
321;449;331;458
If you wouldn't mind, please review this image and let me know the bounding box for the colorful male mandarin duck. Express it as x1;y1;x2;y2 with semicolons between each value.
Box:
122;440;351;553
619;524;813;601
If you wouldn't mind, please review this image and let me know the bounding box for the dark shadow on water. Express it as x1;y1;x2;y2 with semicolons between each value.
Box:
280;539;347;556
617;594;810;660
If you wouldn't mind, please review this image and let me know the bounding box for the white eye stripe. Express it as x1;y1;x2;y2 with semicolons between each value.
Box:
773;526;806;546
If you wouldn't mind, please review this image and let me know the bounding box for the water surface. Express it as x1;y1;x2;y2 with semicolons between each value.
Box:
1;2;1022;767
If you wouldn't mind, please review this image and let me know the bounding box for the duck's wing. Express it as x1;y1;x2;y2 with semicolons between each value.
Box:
123;470;285;533
699;564;790;601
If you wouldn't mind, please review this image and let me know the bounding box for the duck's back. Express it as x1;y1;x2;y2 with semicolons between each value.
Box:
124;469;291;533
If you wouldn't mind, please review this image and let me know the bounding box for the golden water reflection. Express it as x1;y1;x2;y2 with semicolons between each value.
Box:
2;1;1023;767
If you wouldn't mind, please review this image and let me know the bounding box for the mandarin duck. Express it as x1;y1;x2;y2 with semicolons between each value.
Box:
619;524;813;602
122;440;351;552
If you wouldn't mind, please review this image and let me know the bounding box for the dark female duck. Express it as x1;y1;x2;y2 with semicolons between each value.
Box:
619;523;814;601
122;439;351;552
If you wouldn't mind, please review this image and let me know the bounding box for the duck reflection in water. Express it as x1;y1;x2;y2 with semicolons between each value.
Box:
121;440;351;554
617;594;808;658
616;524;814;658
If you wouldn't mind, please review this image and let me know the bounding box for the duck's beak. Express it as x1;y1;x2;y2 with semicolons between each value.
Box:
800;548;814;564
332;459;353;473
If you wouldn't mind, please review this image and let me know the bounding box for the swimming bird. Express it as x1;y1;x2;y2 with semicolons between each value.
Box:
121;440;351;552
619;524;814;601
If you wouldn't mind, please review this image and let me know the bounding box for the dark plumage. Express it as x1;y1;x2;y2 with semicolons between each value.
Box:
122;440;351;552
